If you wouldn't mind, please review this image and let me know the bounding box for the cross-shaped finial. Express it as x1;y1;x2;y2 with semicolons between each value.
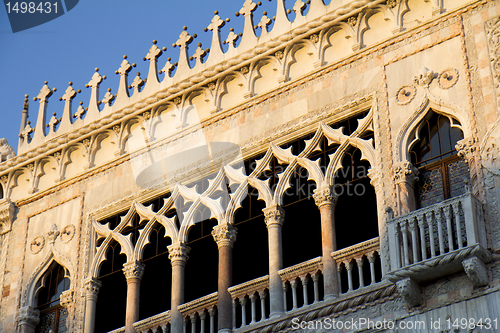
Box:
175;28;194;49
86;69;104;89
258;13;272;32
130;73;144;93
145;44;162;61
61;83;77;102
21;121;34;138
293;0;307;15
193;43;207;61
36;82;53;102
160;58;176;75
117;57;132;76
74;103;86;119
102;88;115;105
47;112;60;130
226;28;240;47
240;0;257;17
207;13;225;32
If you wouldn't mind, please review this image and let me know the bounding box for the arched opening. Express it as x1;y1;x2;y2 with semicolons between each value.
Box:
35;262;70;333
410;111;468;208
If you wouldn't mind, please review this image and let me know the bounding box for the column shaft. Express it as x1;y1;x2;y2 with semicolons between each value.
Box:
168;244;190;333
123;261;145;333
83;278;101;333
264;206;284;317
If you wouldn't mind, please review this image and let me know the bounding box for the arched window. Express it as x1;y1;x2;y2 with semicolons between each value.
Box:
410;112;469;208
35;263;70;333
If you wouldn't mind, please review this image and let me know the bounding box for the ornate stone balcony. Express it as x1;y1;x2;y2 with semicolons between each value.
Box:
386;192;491;307
179;292;218;333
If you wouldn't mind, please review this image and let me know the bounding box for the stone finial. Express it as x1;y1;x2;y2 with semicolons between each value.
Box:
192;43;207;67
102;88;115;106
212;223;238;248
393;161;419;185
174;27;194;72
117;57;133;76
160;57;176;77
47;112;60;132
17;305;40;329
207;12;226;59
225;28;241;49
0;199;16;235
86;70;104;89
74;102;86;120
238;0;258;45
455;137;476;162
129;73;144;95
61;83;77;102
263;205;284;228
35;82;54;103
257;12;272;35
116;56;135;99
293;0;307;16
313;185;338;208
145;43;163;62
33;82;56;139
168;243;190;266
144;42;163;86
85;69;106;120
20;121;34;140
0;138;15;162
47;224;60;245
413;67;435;87
123;261;145;281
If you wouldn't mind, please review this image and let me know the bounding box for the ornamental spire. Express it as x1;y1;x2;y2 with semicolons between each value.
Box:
237;0;259;47
205;11;228;63
173;26;194;74
85;68;106;122
115;55;135;101
32;81;56;142
58;82;80;131
143;40;165;88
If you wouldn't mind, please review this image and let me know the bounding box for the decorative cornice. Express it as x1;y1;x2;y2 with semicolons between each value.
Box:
212;223;237;248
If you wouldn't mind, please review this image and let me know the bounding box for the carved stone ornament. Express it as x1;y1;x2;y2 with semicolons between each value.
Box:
17;305;40;328
60;224;76;243
438;68;459;89
60;289;74;308
481;123;500;176
30;236;45;254
167;243;190;264
393;161;419;185
47;224;60;245
455;137;476;162
84;278;102;301
123;261;145;281
395;85;416;105
485;17;500;108
212;224;237;248
313;186;339;208
0;199;16;235
386;0;400;9
0;138;16;162
413;67;435;87
263;205;285;227
395;277;422;307
462;256;489;288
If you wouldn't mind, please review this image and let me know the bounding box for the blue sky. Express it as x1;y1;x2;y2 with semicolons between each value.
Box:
0;0;298;154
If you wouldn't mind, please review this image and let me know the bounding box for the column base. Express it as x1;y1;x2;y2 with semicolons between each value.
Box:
269;311;284;319
218;329;232;333
324;293;338;302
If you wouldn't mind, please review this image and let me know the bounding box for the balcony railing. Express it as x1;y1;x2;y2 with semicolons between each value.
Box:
178;292;218;333
228;275;269;329
133;310;170;333
332;237;381;294
386;193;488;282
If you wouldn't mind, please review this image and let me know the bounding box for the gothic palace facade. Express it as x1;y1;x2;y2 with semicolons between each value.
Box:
1;0;500;332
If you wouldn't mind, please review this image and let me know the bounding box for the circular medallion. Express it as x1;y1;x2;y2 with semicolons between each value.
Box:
396;85;416;105
438;68;459;89
30;236;45;254
61;224;76;243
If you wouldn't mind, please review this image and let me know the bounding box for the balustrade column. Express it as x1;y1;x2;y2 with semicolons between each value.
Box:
263;205;285;317
83;278;102;333
168;243;190;333
393;161;419;215
123;261;145;333
212;223;237;333
313;186;339;300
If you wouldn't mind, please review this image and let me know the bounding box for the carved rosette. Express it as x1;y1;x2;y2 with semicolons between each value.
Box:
313;186;338;208
437;68;459;89
393;161;419;186
17;305;40;329
455;137;476;162
212;223;237;249
168;243;190;266
263;205;284;228
84;278;102;302
123;261;145;281
395;85;416;105
0;199;16;235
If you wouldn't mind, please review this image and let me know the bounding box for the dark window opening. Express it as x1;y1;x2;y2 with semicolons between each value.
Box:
35;263;70;333
410;112;468;208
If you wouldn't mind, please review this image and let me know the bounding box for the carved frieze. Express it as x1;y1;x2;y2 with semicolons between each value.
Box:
485;16;500;108
0;199;15;234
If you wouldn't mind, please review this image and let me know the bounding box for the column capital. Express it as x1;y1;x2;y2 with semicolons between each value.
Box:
393;161;419;186
168;243;190;266
17;305;40;329
84;278;102;301
313;186;338;208
212;223;237;249
455;137;476;162
123;260;145;281
263;205;284;228
60;289;74;309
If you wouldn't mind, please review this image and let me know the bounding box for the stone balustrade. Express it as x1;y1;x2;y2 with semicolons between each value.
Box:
132;310;171;333
178;292;218;333
332;237;381;294
228;275;269;330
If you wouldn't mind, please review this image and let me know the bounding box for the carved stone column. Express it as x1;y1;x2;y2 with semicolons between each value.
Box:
168;243;190;333
313;186;339;300
212;224;237;333
17;305;39;333
123;261;145;333
393;161;419;215
263;205;285;317
83;278;102;333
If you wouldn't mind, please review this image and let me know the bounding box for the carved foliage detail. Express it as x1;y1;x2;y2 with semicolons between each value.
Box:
393;161;419;185
212;224;237;248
